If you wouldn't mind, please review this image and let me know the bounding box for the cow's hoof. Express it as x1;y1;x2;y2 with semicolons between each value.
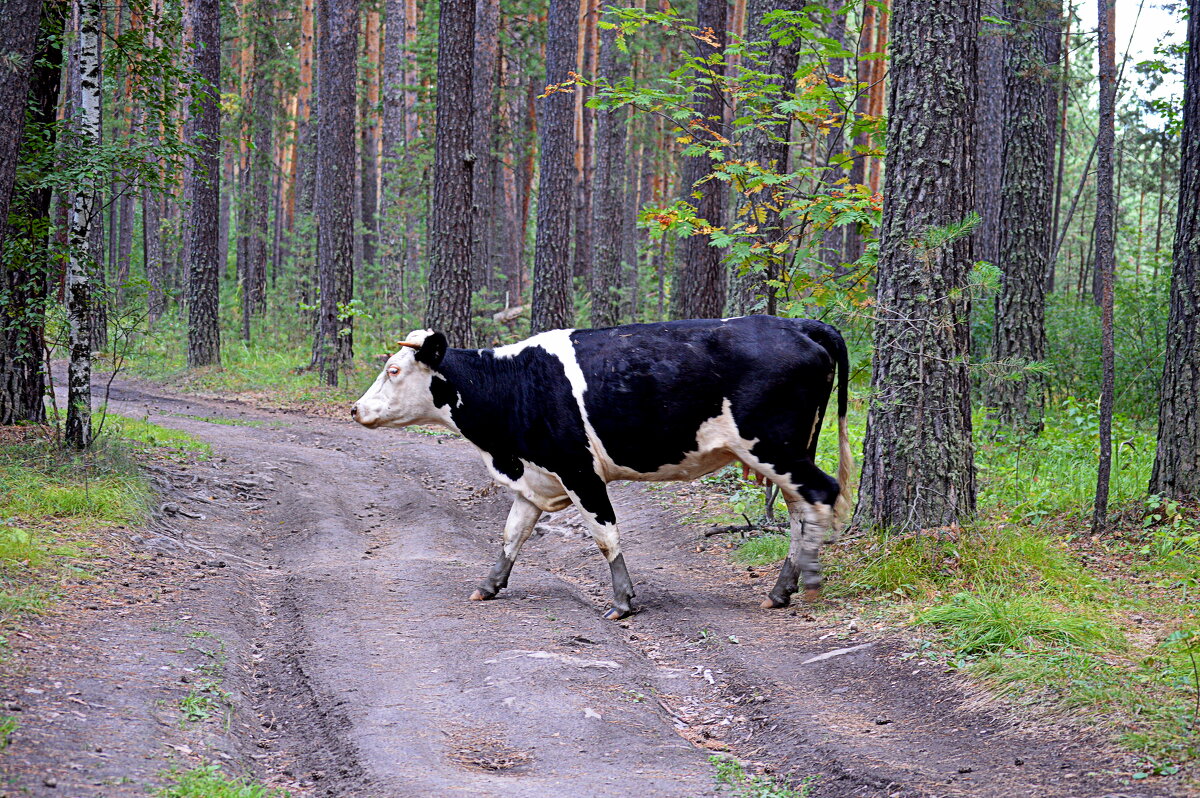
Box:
803;587;821;602
469;588;495;602
603;606;631;621
761;594;792;609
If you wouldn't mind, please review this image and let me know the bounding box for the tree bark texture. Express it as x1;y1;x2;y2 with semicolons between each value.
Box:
590;23;627;328
471;0;499;291
973;0;1004;270
423;0;475;344
530;0;578;333
729;0;801;315
65;0;102;448
380;0;405;293
1149;0;1200;501
241;2;276;340
0;0;61;425
855;0;979;530
0;0;43;256
185;0;222;368
986;0;1061;429
314;0;358;383
360;11;380;269
671;0;727;320
1090;0;1116;533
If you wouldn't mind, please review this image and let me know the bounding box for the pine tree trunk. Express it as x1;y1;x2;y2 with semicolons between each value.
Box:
424;0;475;343
66;0;103;448
571;0;596;284
360;10;380;269
314;0;358;383
670;0;727;320
1048;5;1071;290
0;0;44;256
985;0;1060;430
471;0;499;294
1149;0;1200;501
589;23;627;329
529;0;578;332
974;0;1005;270
0;0;61;425
241;4;276;340
380;0;404;291
1090;0;1116;533
855;0;979;530
185;0;222;368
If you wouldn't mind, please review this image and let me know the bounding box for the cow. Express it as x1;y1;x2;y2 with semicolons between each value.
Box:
351;316;852;620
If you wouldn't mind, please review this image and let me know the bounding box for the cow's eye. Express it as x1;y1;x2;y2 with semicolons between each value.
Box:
387;366;400;376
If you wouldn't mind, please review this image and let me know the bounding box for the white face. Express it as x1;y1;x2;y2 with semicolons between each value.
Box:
352;333;442;429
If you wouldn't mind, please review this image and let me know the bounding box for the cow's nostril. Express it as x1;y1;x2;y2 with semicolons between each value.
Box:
350;403;358;418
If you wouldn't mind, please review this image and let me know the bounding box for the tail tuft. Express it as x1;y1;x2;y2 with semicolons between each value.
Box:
831;329;854;532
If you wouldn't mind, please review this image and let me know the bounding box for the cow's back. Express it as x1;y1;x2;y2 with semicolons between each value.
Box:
571;317;835;476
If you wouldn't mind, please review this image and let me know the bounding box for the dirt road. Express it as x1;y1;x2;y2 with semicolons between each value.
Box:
1;377;1175;797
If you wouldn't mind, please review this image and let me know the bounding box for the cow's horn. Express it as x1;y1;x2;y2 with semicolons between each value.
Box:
397;341;421;349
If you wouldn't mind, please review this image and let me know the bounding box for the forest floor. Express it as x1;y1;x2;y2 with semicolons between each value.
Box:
0;374;1187;797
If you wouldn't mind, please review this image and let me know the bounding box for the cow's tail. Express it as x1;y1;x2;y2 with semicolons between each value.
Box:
830;329;854;530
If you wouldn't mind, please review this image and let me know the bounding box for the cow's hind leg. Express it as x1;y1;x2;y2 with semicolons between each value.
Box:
762;462;838;608
566;478;634;620
470;494;542;601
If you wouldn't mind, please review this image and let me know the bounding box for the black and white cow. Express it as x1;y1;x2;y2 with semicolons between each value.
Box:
351;316;852;620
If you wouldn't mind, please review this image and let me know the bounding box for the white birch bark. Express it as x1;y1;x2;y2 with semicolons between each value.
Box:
65;0;102;449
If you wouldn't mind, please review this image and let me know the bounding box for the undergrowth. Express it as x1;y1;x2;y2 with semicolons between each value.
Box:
122;314;380;409
0;419;204;633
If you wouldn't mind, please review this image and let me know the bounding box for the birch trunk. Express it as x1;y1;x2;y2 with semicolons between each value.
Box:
66;0;103;448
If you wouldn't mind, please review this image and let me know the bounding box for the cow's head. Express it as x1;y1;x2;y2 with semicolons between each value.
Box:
351;329;450;429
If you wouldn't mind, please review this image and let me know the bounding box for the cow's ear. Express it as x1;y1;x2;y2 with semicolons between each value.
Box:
415;332;447;368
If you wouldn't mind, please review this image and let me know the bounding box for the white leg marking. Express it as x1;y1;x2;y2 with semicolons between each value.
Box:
786;496;832;589
502;494;543;560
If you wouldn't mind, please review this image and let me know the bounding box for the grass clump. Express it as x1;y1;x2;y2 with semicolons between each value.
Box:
156;764;290;798
0;714;17;751
106;414;212;459
917;591;1114;656
711;755;811;798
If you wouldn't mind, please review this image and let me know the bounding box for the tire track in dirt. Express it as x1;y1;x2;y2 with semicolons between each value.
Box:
10;375;1177;797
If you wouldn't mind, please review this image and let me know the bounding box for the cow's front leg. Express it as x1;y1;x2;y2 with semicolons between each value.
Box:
567;479;634;620
470;494;542;601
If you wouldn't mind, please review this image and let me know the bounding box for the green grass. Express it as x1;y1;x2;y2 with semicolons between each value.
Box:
917;591;1115;656
1;449;150;524
975;397;1158;524
105;414;213;458
156;764;290;798
711;755;811;798
177;630;231;727
0;420;204;631
0;714;17;752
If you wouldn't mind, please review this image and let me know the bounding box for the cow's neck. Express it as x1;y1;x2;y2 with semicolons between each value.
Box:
429;348;512;442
